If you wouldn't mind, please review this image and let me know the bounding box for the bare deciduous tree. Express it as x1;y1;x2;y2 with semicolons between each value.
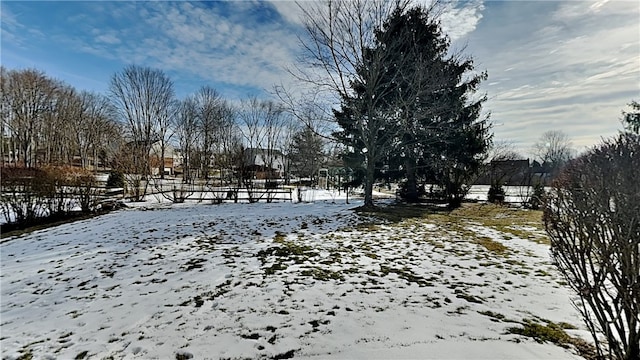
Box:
69;91;115;169
41;83;77;167
486;140;522;167
175;97;200;183
533;130;574;171
237;96;285;201
290;126;325;183
544;133;639;360
482;141;523;203
277;120;300;185
96;119;123;170
214;105;240;186
109;65;175;201
172;89;238;202
2;68;59;167
0;67;10;166
1;67;119;170
262;103;286;187
153;99;178;179
193;86;224;180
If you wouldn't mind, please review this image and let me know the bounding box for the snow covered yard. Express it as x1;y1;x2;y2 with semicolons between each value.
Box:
1;196;592;359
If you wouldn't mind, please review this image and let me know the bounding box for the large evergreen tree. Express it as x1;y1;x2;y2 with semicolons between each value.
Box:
334;6;490;207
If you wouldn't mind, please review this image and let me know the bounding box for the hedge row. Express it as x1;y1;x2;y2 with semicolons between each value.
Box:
0;166;102;226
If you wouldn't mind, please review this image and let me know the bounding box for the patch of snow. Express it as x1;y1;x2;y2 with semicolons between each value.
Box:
1;194;587;359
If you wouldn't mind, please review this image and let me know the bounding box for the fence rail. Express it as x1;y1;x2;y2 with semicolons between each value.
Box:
145;187;294;203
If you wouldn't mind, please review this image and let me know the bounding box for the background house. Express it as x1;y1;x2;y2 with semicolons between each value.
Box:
149;142;182;176
476;159;552;186
243;148;286;179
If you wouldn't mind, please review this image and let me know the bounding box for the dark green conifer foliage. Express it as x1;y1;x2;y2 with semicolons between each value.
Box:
334;6;490;207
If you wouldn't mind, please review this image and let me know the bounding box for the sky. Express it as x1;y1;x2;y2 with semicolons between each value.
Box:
1;0;639;157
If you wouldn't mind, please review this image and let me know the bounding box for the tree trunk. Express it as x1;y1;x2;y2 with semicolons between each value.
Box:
626;313;638;360
22;141;31;168
93;148;97;171
160;144;165;179
404;157;418;202
363;151;375;208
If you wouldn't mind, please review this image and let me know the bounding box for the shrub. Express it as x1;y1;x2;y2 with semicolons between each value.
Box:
487;184;505;204
106;171;125;188
543;133;639;360
0;167;53;224
525;182;545;210
0;166;100;227
61;167;99;213
397;181;426;202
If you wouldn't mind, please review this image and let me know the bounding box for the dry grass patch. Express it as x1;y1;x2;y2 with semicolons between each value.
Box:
358;202;542;231
507;320;597;360
475;236;509;255
353;203;552;262
449;204;548;244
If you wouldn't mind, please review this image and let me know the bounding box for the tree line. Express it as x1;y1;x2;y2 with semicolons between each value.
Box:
0;67;119;169
0;66;329;195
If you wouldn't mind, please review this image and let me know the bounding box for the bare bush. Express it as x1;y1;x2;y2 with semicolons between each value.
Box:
543;133;639;360
1;167;53;224
53;166;100;213
0;166;99;226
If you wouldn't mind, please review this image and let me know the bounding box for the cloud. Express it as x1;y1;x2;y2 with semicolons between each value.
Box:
467;0;639;154
270;0;485;40
40;2;304;98
4;0;485;100
267;0;305;24
94;32;121;45
139;2;299;93
437;0;485;41
1;6;27;47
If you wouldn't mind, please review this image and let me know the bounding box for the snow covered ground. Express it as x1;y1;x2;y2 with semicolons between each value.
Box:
1;191;590;359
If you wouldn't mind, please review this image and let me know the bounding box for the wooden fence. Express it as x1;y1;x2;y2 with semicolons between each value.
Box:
146;187;294;204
